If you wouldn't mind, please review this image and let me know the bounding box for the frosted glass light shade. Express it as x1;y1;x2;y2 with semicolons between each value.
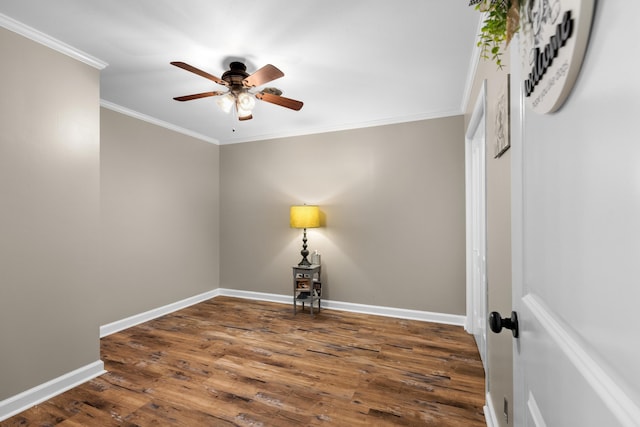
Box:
290;205;320;229
236;92;255;119
237;91;256;110
216;93;234;113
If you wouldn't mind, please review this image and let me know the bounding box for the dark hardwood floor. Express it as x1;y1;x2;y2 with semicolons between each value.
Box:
2;296;485;426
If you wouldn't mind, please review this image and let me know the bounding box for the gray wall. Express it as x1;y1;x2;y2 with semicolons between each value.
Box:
100;108;220;325
220;117;466;314
465;49;513;425
0;27;221;400
0;28;101;400
0;20;468;407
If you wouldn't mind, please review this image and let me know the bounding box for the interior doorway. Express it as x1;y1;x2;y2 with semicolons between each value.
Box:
465;80;488;372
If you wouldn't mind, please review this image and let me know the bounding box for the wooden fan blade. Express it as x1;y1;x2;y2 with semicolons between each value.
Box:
256;92;304;111
173;91;225;102
170;61;228;86
243;64;284;88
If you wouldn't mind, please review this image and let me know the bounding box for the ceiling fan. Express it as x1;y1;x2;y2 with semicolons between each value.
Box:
171;61;303;121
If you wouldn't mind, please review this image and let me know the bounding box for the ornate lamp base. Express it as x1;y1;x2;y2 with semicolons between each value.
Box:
298;228;312;266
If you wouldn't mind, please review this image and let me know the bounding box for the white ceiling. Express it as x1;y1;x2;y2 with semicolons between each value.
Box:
0;0;481;144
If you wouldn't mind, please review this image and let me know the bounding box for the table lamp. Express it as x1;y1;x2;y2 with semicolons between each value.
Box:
290;205;320;266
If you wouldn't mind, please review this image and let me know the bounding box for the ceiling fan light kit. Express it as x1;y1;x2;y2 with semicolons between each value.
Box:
215;93;234;113
171;60;303;121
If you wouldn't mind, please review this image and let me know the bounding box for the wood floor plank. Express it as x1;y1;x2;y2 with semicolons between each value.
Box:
1;296;485;426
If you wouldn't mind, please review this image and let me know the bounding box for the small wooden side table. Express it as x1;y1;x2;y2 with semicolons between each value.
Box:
292;264;322;317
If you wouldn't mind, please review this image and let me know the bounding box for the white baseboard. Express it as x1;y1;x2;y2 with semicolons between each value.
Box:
0;360;105;422
100;289;220;337
100;287;466;339
217;288;466;326
218;288;291;305
0;289;467;422
484;391;500;427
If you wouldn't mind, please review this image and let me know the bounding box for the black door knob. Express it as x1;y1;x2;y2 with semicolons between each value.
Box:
489;311;519;338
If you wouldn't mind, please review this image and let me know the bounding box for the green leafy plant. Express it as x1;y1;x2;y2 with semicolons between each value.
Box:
471;0;521;69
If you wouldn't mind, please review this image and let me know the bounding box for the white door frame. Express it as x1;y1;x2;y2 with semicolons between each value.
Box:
509;37;526;426
465;80;488;372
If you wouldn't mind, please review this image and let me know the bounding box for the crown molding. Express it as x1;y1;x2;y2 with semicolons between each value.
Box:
460;14;484;114
100;100;221;145
0;13;107;70
219;109;464;145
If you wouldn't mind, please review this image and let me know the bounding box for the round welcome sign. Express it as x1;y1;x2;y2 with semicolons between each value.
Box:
519;0;595;114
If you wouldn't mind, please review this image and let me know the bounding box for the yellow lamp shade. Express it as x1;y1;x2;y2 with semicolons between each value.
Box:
290;205;320;229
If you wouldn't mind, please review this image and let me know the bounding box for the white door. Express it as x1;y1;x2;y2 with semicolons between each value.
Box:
509;2;640;424
465;82;488;371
